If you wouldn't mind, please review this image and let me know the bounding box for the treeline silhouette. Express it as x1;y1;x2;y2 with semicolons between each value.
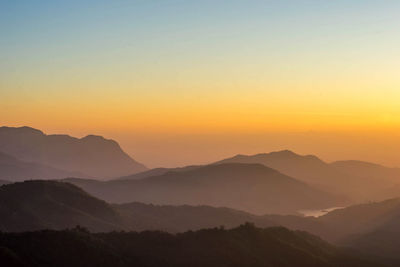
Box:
0;224;379;267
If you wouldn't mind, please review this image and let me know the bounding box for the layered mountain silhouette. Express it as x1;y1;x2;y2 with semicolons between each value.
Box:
0;224;379;267
0;126;147;179
64;163;340;215
262;196;400;260
2;180;400;240
0;151;82;181
215;150;400;203
0;180;275;232
1;180;400;265
297;197;400;263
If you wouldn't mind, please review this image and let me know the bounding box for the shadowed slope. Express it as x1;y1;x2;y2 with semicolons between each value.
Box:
0;180;122;232
116;165;201;181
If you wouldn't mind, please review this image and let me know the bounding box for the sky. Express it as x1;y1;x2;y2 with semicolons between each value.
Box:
1;0;400;167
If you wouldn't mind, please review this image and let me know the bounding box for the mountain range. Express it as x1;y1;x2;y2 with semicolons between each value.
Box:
2;126;400;265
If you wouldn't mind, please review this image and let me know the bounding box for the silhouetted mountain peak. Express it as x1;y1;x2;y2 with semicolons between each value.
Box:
217;150;326;167
267;150;323;162
0;126;147;178
229;150;323;162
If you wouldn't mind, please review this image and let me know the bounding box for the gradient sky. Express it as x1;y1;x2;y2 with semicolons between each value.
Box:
1;0;400;167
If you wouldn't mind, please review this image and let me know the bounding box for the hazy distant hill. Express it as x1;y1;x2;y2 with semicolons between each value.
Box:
331;160;400;184
0;225;379;267
65;163;340;215
0;126;147;178
116;165;201;180
215;150;400;203
0;151;82;181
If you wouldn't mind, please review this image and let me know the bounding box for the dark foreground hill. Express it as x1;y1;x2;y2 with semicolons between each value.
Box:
0;224;380;267
65;163;340;215
0;126;147;179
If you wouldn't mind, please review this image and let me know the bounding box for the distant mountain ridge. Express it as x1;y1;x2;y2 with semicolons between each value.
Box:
214;150;347;186
215;150;400;203
64;163;341;215
116;165;201;180
0;126;147;179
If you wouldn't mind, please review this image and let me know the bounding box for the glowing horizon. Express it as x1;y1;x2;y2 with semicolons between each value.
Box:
1;1;400;167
